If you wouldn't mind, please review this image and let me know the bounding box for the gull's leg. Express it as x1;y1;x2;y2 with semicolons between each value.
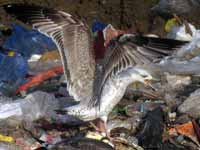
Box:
90;116;114;141
89;118;114;147
90;117;109;137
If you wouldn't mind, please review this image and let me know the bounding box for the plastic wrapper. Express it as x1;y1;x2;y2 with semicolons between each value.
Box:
165;74;191;90
0;142;21;150
167;23;196;41
0;91;59;123
124;101;165;117
16;66;63;94
150;58;200;76
178;89;200;118
107;114;142;136
92;20;107;33
176;30;200;59
28;60;62;75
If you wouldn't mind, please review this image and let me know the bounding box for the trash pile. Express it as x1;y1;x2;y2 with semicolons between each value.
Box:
1;2;200;150
0;21;117;150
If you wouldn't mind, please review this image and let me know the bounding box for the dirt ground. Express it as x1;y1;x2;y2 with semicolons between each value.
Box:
0;0;166;37
1;0;200;37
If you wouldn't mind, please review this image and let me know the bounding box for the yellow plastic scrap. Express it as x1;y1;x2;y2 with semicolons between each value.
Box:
165;18;178;32
86;131;112;145
7;51;15;57
0;134;14;143
0;25;9;31
86;131;104;141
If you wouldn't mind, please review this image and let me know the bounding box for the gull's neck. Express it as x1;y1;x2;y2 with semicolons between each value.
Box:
98;67;143;117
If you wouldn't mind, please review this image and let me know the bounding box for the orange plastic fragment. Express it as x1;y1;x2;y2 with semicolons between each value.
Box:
39;50;61;62
16;65;64;94
168;121;195;138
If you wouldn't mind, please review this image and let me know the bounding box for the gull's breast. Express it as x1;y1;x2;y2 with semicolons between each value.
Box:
98;75;130;117
66;75;130;121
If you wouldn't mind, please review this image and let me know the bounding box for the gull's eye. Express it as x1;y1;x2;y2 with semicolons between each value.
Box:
141;74;148;78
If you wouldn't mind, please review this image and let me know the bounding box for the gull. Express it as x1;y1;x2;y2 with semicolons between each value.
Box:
3;4;187;135
149;0;200;35
151;0;200;20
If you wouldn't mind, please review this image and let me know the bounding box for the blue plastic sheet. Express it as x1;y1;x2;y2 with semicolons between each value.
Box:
0;52;28;82
0;50;28;96
3;24;56;58
92;20;107;33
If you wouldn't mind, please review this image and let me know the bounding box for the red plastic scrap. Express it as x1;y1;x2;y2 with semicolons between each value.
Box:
16;65;64;94
93;31;106;61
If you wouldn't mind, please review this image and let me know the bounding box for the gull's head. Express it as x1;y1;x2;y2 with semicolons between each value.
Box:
130;68;160;91
131;68;153;83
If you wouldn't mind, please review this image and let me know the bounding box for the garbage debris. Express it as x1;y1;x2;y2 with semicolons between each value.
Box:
151;0;200;26
124;101;165;117
107;115;142;135
0;91;58;123
1;1;200;150
176;30;200;60
165;74;191;90
92;20;107;33
3;24;56;58
0;50;28;82
167;23;196;41
0;134;14;143
0;48;28;96
178;89;200;118
137;107;164;149
192;119;200;143
165;18;178;33
165;22;200;61
168;112;176;122
38;50;60;62
16;66;63;94
28;59;62;75
168;121;200;146
103;24;125;46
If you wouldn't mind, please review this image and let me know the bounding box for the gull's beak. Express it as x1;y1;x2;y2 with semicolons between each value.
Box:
144;79;158;91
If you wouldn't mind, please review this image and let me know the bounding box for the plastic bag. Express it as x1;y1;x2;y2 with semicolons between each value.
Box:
92;20;107;33
0;91;59;122
167;23;196;41
3;24;56;58
0;51;28;82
